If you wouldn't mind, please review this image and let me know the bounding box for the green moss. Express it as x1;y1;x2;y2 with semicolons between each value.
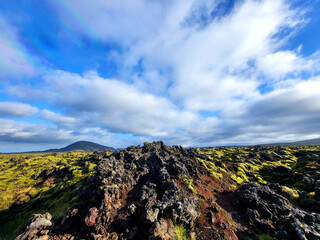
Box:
182;175;197;194
292;181;310;192
0;151;95;239
196;145;320;191
258;233;273;240
211;171;223;180
282;186;299;199
170;221;190;240
104;184;119;189
197;157;225;180
230;174;243;184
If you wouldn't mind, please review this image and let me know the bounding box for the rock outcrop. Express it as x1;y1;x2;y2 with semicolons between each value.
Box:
16;213;52;240
16;142;320;240
233;183;320;240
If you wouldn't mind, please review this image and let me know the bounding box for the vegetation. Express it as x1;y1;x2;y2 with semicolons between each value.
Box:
0;151;111;240
258;233;273;240
196;145;320;193
1;144;320;239
170;221;190;240
196;147;267;186
181;175;197;194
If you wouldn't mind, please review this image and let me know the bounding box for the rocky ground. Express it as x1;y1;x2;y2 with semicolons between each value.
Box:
15;142;320;240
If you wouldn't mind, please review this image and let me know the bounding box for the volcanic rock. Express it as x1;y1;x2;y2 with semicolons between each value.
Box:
16;213;52;240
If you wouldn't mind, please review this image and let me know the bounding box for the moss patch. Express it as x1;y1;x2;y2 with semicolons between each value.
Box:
0;151;105;239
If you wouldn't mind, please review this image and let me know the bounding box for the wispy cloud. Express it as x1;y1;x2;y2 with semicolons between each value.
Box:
0;119;71;143
39;110;77;128
0;102;38;117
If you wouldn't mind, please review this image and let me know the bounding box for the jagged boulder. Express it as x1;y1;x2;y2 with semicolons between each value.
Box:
85;207;99;227
235;183;292;220
315;180;320;200
262;165;294;184
16;213;52;240
234;183;320;239
149;218;176;240
68;141;203;239
259;152;275;161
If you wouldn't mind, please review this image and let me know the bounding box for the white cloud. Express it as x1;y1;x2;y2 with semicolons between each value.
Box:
115;0;309;112
212;79;320;145
257;50;319;79
39;110;77;128
40;70;199;137
0;119;70;142
247;79;320;119
0;102;38;117
14;69;320;147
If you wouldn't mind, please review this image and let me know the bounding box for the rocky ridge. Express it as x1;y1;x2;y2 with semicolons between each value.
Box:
16;142;320;240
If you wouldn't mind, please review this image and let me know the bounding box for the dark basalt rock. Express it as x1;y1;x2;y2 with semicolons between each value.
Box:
235;182;292;219
233;183;320;240
41;141;203;239
259;152;275;161
261;165;294;184
315;180;320;200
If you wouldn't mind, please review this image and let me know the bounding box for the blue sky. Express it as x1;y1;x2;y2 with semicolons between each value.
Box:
0;0;320;152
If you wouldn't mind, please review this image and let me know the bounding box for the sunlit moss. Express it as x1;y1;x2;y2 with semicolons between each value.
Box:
196;145;320;189
197;157;224;180
169;220;190;240
230;174;244;184
282;186;299;199
181;175;197;194
0;151;97;239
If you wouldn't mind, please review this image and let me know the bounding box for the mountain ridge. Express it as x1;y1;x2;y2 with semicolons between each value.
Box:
43;141;115;152
261;137;320;146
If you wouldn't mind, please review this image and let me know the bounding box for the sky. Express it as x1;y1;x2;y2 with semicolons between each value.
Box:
0;0;320;152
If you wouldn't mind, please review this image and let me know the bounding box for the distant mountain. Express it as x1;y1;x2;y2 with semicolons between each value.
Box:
44;141;115;152
262;137;320;146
